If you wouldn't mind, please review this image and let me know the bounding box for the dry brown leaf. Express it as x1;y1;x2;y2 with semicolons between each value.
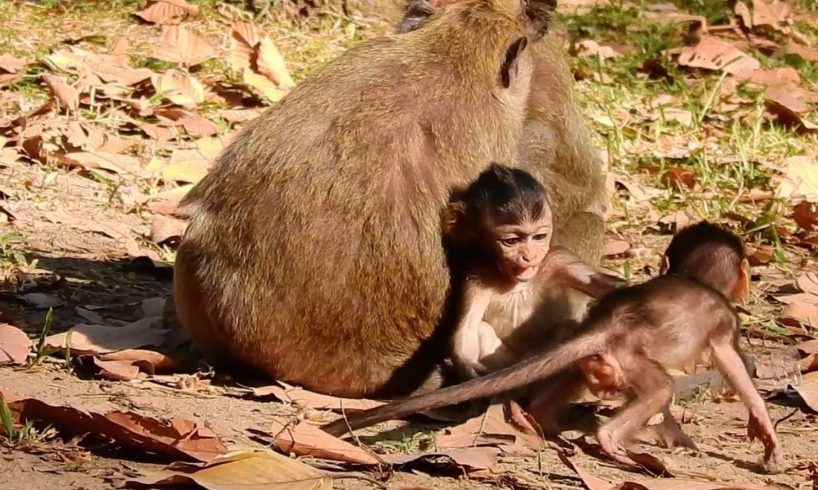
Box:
229;22;293;97
747;67;800;87
786;42;818;62
661;108;693;126
747;245;774;266
151;214;187;244
270;418;381;465
677;37;760;77
92;357;142;381
44;47;153;86
435;404;541;452
91;349;187;381
774;292;818;306
0;54;26;74
140;123;177;143
793;201;818;231
765;98;818;133
576;39;622;59
797;338;818;356
792;370;818;412
178;114;219;137
781;301;818;328
800;353;818;373
151;70;205;108
21;135;45;162
99;349;186;372
7;396;226;461
142;185;193;215
661;167;697;190
242;68;285;102
774;156;818;201
797;272;818;295
127;449;333;489
135;0;199;25
748;0;792;30
160;148;215;183
229;21;261;72
92;64;154;86
256;37;295;89
653;134;698;159
0;324;32;365
254;382;385;412
44;319;168;355
217;108;262;124
610;172;652;203
766;84;809;113
153;26;215;67
603;240;631;257
64;151;143;176
42;74;79;111
43;211;130;241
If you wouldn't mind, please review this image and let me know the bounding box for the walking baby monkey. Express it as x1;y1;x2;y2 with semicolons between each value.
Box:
440;164;626;380
324;221;784;473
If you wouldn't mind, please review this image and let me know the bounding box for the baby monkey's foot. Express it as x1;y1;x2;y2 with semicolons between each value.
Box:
747;414;784;474
598;430;637;467
654;421;698;450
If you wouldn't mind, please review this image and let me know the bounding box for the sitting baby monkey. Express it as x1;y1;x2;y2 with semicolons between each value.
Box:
441;163;626;380
324;221;784;473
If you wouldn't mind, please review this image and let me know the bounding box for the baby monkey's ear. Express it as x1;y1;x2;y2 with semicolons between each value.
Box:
731;258;751;304
442;199;477;248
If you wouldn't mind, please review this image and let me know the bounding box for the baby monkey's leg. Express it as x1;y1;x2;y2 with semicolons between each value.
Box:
654;406;697;450
596;357;673;466
710;330;784;473
525;367;587;436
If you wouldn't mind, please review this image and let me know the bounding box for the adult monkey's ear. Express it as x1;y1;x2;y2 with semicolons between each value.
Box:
521;0;557;41
499;36;528;89
396;0;438;33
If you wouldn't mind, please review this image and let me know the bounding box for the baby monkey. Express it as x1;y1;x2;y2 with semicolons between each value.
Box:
441;163;626;380
323;222;784;474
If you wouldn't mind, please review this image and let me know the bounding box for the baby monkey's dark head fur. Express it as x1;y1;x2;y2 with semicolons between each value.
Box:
443;163;553;283
662;221;750;302
465;163;550;228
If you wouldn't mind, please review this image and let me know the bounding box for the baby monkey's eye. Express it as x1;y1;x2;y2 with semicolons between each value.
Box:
533;233;550;241
500;237;521;247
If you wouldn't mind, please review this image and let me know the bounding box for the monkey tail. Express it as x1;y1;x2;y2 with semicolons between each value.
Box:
322;328;609;436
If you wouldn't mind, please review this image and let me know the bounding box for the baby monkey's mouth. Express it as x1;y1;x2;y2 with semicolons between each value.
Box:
513;265;539;282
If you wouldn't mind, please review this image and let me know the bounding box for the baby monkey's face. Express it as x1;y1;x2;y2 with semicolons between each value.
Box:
492;215;552;283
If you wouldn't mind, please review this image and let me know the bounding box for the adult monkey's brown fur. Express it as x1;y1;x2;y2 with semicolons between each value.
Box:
174;0;556;398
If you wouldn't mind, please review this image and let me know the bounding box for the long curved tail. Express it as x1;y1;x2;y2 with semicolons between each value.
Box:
322;328;609;436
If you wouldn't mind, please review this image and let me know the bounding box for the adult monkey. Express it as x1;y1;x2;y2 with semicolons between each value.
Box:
174;0;599;399
400;0;608;354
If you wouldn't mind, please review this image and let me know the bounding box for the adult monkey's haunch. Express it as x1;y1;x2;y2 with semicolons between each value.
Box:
174;0;558;398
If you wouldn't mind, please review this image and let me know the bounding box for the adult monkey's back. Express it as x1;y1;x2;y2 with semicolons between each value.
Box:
174;0;552;398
